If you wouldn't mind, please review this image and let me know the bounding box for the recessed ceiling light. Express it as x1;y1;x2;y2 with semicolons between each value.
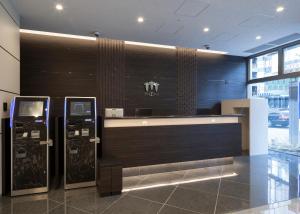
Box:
276;6;284;12
137;17;144;23
197;49;228;55
55;4;63;11
203;27;210;32
256;35;262;40
20;29;96;41
125;41;176;49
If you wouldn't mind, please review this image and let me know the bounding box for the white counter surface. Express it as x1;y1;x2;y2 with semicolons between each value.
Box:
104;116;241;128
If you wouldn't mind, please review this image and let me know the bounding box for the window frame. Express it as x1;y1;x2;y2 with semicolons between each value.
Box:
283;44;300;74
248;51;279;80
247;40;300;85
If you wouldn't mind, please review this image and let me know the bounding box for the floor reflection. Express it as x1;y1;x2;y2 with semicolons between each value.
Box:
268;151;300;204
0;194;62;214
1;152;300;214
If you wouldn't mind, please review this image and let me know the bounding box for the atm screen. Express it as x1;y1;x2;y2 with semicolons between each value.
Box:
18;101;44;117
70;102;91;116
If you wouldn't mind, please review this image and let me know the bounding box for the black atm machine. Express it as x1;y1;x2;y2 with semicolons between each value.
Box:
10;96;51;196
64;97;99;189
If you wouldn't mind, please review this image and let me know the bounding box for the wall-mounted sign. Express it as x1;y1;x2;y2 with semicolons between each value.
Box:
144;81;159;96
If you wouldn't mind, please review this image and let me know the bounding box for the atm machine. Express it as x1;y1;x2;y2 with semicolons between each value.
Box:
10;96;51;196
64;97;99;189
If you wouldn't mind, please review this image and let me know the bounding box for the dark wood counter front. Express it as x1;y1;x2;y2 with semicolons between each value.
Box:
102;116;242;167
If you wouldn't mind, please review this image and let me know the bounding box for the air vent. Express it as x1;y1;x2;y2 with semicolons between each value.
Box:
156;22;184;35
244;33;300;54
175;0;210;17
268;33;300;45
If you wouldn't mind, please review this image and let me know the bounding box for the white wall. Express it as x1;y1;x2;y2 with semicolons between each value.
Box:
0;0;20;195
221;99;268;156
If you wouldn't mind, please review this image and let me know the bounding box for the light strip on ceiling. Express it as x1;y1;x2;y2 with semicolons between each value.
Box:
197;49;228;55
122;172;238;192
20;29;96;41
125;41;176;49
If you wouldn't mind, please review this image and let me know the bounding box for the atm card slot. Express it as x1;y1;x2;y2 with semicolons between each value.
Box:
15;122;24;128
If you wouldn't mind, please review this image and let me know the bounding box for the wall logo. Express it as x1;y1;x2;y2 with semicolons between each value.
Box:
144;81;159;96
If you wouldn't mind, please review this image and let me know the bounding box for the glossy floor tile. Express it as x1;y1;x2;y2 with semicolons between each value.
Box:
216;195;250;214
127;185;175;203
102;194;162;214
65;188;121;213
1;151;300;214
166;187;217;213
159;205;201;214
231;197;300;214
178;178;220;194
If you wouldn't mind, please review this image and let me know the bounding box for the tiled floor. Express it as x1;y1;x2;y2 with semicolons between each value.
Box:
232;198;300;214
1;151;300;214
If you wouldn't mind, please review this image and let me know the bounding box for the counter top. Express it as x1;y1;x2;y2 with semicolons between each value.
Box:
105;114;243;120
104;115;241;128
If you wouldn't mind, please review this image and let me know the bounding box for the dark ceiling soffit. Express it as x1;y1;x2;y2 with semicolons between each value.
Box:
246;39;300;59
245;34;300;55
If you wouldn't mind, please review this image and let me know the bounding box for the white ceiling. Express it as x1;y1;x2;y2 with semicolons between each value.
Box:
12;0;300;56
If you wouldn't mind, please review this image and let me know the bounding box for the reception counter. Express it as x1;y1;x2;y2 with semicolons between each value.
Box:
102;115;242;168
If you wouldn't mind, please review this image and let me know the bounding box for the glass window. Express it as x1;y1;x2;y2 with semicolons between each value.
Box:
249;52;278;80
284;44;300;74
247;77;300;156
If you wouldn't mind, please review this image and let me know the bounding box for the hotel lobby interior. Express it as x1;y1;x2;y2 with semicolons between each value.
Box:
1;0;300;213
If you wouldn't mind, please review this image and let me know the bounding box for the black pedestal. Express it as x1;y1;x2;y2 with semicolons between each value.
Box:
97;158;122;197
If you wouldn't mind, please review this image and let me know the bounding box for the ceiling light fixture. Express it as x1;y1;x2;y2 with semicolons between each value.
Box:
20;29;96;41
197;49;228;55
55;3;63;11
125;41;176;49
137;17;144;23
276;6;284;12
122;172;238;192
203;27;210;32
256;35;262;40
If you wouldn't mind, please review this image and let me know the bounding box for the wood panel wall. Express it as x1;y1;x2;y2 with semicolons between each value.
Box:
177;48;197;115
20;34;247;116
97;38;125;114
197;53;247;114
125;45;177;116
21;34;97;116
